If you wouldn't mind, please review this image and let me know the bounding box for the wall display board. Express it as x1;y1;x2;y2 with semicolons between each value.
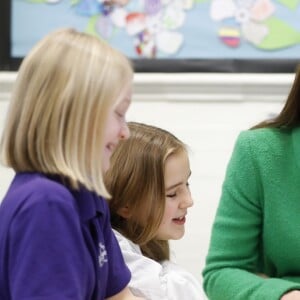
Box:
1;0;300;72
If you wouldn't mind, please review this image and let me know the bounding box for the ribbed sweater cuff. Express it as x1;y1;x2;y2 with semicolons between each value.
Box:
258;278;300;300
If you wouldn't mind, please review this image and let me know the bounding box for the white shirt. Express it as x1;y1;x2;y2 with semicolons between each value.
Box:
113;230;206;300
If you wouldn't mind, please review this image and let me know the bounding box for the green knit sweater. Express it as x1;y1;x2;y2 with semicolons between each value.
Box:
203;127;300;300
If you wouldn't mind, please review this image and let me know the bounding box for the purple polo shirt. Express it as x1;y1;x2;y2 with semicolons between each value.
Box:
0;172;131;300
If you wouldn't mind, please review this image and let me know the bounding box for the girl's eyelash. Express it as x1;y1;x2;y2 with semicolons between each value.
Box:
166;181;190;198
115;111;124;118
167;193;176;198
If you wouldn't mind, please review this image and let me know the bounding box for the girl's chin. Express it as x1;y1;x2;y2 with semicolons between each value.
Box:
102;150;113;172
171;233;185;240
102;159;110;173
171;229;185;240
157;231;185;240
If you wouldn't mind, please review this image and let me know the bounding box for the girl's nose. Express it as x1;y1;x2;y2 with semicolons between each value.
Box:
120;122;130;140
181;190;194;208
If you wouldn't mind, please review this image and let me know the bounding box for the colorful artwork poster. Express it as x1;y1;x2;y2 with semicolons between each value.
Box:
12;0;300;60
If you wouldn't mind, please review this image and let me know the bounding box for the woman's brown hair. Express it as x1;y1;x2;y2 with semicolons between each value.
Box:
253;66;300;129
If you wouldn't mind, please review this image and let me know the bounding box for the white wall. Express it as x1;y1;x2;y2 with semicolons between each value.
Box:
0;71;293;286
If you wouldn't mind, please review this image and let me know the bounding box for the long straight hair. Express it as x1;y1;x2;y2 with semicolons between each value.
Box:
105;122;188;261
0;28;133;197
252;66;300;129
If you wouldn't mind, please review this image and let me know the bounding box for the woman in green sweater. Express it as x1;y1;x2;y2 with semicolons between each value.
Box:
203;68;300;300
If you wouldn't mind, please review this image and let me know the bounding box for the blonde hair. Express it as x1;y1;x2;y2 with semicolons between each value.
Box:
0;28;133;197
105;122;188;261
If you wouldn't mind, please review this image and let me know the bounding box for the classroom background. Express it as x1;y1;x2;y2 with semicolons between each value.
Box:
0;71;292;285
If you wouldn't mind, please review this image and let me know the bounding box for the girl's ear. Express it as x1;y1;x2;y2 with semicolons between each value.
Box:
117;206;131;219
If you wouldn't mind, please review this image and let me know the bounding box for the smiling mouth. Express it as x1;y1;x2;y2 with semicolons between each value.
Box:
172;216;186;225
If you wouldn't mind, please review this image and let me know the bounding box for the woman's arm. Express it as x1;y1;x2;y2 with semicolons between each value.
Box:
203;131;300;300
258;274;300;299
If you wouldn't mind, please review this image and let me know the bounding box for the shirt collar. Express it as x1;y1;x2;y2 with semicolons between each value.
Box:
47;174;105;222
72;186;105;222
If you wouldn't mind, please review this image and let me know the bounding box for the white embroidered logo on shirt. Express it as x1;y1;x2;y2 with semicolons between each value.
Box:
98;243;108;267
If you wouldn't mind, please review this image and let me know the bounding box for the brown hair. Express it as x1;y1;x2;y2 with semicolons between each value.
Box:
105;122;188;261
252;66;300;129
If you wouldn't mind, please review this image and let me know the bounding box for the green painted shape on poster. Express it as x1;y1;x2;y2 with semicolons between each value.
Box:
257;17;300;50
85;15;100;37
70;0;80;6
277;0;300;10
27;0;46;3
85;15;117;40
194;0;209;3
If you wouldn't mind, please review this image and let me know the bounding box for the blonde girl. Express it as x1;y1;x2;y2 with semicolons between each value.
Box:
0;28;143;300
